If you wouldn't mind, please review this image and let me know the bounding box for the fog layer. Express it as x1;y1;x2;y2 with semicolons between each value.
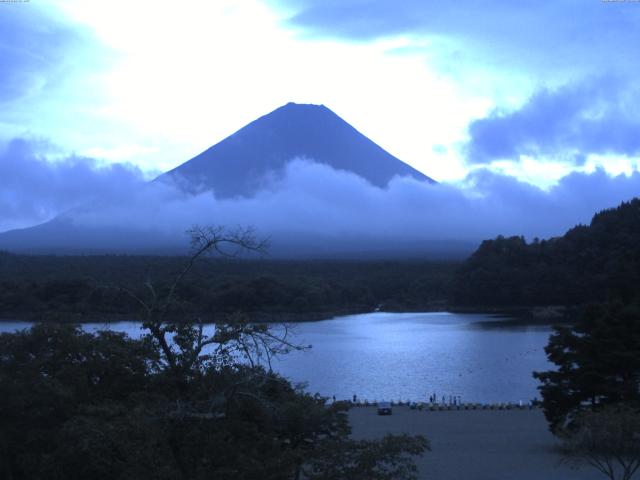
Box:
0;139;145;232
2;137;639;255
72;159;640;253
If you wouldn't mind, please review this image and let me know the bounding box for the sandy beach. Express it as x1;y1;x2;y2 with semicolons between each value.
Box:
349;406;603;480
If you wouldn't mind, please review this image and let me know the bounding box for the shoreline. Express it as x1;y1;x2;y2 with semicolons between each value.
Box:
0;305;575;326
0;307;370;324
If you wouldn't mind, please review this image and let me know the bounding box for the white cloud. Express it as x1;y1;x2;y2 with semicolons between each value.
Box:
24;1;489;180
4;1;639;192
65;158;640;254
0;138;145;232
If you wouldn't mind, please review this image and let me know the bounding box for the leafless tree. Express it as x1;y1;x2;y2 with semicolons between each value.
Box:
120;225;307;377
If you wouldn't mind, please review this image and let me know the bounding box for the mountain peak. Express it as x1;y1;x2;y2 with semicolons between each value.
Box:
250;102;336;128
281;101;328;110
161;102;434;198
283;101;322;107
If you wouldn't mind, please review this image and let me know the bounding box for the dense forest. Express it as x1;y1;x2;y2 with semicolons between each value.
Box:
3;198;639;322
451;198;640;308
0;314;428;479
0;254;456;322
0;228;429;480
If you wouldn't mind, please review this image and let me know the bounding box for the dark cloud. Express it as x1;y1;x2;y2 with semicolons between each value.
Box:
466;77;640;163
0;138;145;231
273;0;640;74
280;0;540;41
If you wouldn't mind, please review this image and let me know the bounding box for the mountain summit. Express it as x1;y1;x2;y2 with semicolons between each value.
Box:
0;103;447;256
160;102;434;197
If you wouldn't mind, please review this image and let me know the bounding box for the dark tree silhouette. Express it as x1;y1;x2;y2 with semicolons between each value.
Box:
534;303;640;432
452;198;640;307
0;226;429;480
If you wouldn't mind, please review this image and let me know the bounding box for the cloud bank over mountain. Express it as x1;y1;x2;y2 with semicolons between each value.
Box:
0;138;145;232
3;134;638;256
74;159;640;243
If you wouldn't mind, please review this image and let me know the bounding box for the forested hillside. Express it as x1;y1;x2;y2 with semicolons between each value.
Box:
452;199;640;307
0;255;455;321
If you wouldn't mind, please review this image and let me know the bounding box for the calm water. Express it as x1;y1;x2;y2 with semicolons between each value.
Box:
0;312;553;403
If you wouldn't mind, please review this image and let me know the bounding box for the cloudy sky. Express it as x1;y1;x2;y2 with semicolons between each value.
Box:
2;0;640;239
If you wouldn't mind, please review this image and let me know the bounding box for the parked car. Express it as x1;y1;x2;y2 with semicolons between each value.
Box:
377;401;392;415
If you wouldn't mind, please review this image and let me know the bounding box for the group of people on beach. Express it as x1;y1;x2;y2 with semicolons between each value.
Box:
332;393;536;409
428;393;462;406
334;393;464;405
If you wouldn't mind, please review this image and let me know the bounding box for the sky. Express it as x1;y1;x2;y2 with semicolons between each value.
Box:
2;0;640;241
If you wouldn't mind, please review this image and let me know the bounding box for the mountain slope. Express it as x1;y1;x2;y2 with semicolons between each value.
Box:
0;103;443;255
159;102;434;197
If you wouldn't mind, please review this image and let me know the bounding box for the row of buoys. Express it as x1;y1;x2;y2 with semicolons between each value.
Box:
418;402;537;411
338;400;537;410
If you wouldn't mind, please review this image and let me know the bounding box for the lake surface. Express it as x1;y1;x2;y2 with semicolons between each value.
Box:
0;312;554;404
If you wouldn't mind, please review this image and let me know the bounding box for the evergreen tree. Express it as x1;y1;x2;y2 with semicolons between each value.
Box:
534;303;640;433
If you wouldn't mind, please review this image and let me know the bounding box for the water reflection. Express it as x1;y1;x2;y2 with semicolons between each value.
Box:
0;312;553;403
271;312;553;403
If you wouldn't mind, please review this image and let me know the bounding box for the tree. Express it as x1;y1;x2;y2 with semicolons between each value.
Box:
533;303;640;433
451;198;640;308
122;225;273;376
561;404;640;480
0;225;429;480
533;302;640;480
0;323;158;480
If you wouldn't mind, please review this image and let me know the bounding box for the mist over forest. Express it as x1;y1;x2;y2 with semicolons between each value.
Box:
2;138;640;257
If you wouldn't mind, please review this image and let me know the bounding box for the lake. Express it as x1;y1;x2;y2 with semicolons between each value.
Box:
0;312;554;404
